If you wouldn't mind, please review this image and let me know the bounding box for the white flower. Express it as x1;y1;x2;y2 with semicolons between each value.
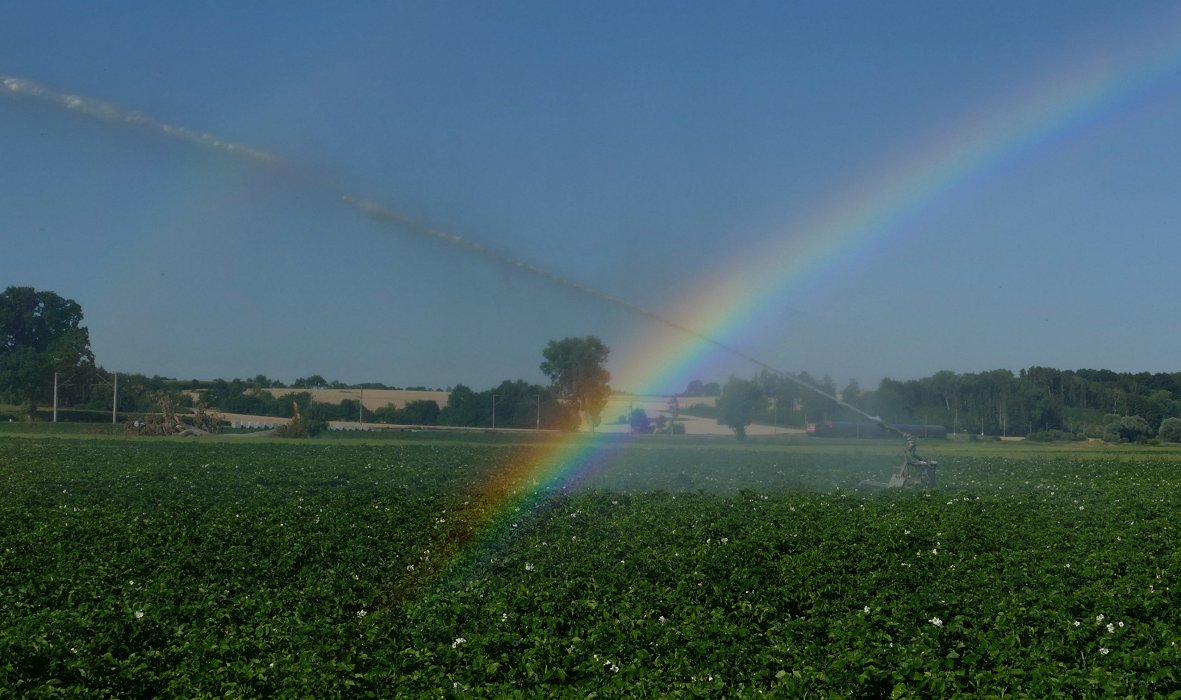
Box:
1100;647;1110;655
135;611;145;619
1096;614;1105;623
357;609;367;618
931;548;938;555
929;616;943;627
1073;620;1081;627
1106;623;1115;633
1118;621;1124;628
525;563;535;571
863;606;871;614
721;537;729;544
452;637;466;648
658;615;667;623
501;612;508;622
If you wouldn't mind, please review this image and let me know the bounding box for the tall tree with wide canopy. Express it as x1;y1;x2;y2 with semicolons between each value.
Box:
0;287;95;417
716;376;766;440
540;336;611;432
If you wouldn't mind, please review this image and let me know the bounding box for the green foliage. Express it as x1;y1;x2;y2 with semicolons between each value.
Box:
1102;414;1153;443
1025;429;1082;442
4;437;1181;696
628;408;651;434
716;376;765;439
438;381;574;430
0;287;95;416
540;336;611;431
276;410;326;438
1157;417;1181;443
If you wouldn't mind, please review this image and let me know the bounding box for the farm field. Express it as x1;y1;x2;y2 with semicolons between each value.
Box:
3;433;1181;697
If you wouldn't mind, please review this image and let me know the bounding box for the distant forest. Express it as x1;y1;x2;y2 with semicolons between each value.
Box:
718;366;1181;441
18;366;1181;441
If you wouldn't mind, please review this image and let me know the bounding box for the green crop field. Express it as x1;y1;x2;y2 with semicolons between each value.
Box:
2;431;1180;697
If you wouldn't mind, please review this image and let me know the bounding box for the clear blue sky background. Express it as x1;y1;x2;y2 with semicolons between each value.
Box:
2;2;1180;393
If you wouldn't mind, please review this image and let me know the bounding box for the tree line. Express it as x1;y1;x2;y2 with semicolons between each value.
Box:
7;286;1181;442
697;366;1181;442
1;286;612;432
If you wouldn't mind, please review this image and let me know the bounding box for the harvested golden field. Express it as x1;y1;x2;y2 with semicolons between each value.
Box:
260;388;450;410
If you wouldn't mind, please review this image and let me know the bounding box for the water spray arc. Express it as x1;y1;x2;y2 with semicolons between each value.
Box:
2;76;277;164
3;73;927;477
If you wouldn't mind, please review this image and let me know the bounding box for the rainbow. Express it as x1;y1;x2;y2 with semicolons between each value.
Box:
615;16;1181;396
6;11;1180;596
418;11;1181;589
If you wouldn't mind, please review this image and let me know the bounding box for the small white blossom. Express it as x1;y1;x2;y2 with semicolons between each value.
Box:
1106;623;1115;633
1100;647;1110;655
658;615;667;623
135;610;145;619
1073;620;1081;627
357;609;367;618
452;637;467;648
525;563;535;571
863;606;871;614
1096;614;1105;623
929;616;943;627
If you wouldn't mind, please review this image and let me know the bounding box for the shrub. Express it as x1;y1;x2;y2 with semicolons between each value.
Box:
1101;415;1152;444
1157;417;1181;443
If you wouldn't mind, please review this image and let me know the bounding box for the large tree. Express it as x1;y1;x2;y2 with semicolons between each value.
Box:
0;287;95;417
540;336;611;432
716;376;765;440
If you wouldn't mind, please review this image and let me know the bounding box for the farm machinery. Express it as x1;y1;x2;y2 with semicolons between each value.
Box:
859;422;939;489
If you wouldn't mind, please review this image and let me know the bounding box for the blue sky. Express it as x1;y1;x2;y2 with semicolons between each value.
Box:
2;2;1180;393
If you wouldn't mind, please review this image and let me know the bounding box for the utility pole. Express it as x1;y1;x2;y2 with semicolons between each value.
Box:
93;371;119;424
535;395;541;430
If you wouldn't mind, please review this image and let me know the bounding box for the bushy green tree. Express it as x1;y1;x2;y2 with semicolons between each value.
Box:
1102;414;1152;443
1157;417;1181;443
0;287;95;417
629;408;651;434
716;376;765;440
540;336;611;432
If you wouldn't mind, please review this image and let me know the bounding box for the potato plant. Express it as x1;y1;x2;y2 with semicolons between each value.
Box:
2;436;1179;697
